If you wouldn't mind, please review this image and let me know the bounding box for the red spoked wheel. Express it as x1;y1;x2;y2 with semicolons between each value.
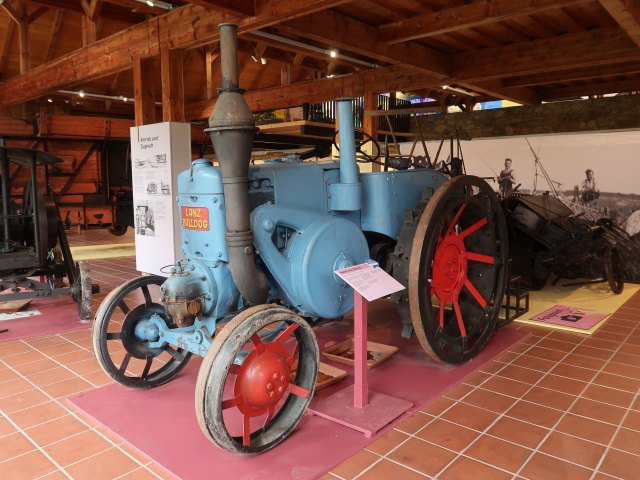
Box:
408;175;508;364
195;304;318;454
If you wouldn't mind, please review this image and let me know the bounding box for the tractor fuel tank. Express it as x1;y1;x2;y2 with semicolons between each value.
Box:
176;159;228;263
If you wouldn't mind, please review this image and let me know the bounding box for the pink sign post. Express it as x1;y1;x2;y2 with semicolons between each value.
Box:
308;262;413;437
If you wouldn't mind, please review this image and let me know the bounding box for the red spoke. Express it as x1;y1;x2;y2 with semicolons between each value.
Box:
250;334;265;353
466;252;494;264
453;297;467;337
287;383;311;399
242;415;251;447
464;279;488;309
438;302;444;329
459;218;488;240
275;323;299;344
288;343;300;367
263;405;275;429
445;203;467;237
221;395;242;410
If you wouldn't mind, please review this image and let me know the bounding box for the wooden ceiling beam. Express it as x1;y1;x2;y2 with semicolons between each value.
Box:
379;0;590;44
0;1;21;24
452;27;640;82
504;61;640;86
277;10;451;77
133;56;156;125
541;79;640;100
598;0;640;46
0;1;354;108
28;7;49;23
185;64;443;119
161;46;185;122
187;0;255;17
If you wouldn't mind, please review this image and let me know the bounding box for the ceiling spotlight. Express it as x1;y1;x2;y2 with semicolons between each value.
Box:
260;57;267;65
329;50;338;58
64;99;69;104
146;0;154;5
326;74;335;78
47;98;53;103
123;97;129;102
78;90;85;98
251;55;258;62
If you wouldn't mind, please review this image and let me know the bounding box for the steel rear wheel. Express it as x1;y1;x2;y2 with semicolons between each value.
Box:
408;175;508;364
195;304;318;454
91;275;192;389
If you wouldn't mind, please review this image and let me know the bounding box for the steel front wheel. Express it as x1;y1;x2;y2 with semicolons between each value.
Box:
195;304;319;454
91;275;192;389
408;175;508;364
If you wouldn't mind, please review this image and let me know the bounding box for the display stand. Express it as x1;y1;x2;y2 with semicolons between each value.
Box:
308;264;412;437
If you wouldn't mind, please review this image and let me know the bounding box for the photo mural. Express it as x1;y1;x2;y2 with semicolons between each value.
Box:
401;130;640;282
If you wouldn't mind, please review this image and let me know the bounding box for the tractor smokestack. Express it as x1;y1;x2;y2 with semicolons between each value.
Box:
205;23;268;306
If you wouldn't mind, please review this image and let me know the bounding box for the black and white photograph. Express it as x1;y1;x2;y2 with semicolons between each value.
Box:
422;131;640;282
134;203;155;236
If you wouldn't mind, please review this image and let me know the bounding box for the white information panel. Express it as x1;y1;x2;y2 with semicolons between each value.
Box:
130;122;191;276
335;261;405;302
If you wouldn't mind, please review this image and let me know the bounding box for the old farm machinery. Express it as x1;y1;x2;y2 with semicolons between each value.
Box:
92;24;508;454
0;147;97;319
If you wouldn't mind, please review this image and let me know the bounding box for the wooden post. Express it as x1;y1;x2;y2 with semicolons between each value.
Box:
363;91;380;171
205;48;219;100
132;56;156;126
161;45;185;122
81;15;97;46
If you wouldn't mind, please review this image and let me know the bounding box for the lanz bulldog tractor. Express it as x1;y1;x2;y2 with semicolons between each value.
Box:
92;24;508;454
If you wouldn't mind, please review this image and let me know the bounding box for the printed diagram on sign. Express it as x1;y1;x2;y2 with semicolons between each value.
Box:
135;203;155;236
146;180;171;195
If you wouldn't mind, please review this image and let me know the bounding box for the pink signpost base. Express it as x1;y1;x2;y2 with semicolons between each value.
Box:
309;292;412;437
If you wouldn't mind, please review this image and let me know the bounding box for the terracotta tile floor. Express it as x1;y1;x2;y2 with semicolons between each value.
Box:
1;229;639;479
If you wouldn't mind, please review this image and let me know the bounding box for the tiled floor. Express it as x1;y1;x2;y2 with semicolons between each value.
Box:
1;229;640;479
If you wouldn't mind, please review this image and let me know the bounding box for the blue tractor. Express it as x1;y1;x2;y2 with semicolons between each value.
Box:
91;24;508;454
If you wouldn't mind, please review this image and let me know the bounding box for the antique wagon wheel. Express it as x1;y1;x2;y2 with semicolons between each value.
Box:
603;246;624;294
408;175;508;364
195;304;318;454
91;275;192;389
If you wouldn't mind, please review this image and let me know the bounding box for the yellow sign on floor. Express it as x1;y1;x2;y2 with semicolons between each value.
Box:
515;281;640;334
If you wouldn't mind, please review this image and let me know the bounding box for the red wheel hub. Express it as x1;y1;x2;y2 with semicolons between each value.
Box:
234;343;290;415
431;229;468;303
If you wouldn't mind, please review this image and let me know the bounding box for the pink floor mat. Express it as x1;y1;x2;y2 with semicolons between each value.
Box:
69;302;528;480
0;295;86;342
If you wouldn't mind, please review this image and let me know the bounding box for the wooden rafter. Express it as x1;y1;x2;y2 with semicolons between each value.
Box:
80;0;103;22
28;7;48;23
598;0;640;46
0;0;21;24
0;0;354;107
187;0;255;17
81;15;97;46
458;80;539;105
379;0;590;44
24;0;143;24
205;47;220;100
43;9;63;62
541;78;640;99
452;27;640;82
504;61;640;87
277;10;451;77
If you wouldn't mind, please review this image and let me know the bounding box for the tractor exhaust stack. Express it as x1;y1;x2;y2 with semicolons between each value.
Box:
205;23;268;306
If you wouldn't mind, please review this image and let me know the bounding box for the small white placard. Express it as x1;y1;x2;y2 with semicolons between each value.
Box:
335;261;405;302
